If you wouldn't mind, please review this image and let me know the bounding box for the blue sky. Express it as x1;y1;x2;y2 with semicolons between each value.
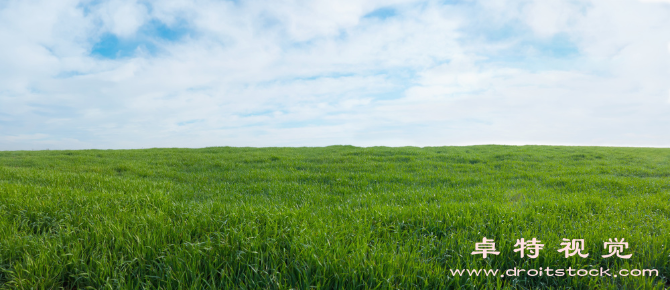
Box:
1;0;670;150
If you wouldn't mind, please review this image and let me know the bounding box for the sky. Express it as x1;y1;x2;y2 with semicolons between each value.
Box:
1;0;669;150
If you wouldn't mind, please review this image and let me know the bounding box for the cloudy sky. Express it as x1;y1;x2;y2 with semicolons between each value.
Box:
1;0;669;150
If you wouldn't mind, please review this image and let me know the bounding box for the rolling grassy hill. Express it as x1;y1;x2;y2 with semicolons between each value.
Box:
0;145;668;289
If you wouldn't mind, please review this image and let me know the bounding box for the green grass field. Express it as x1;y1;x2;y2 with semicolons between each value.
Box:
0;145;668;289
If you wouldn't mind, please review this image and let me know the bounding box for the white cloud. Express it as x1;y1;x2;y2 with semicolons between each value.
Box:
0;0;669;150
522;0;584;37
95;0;148;37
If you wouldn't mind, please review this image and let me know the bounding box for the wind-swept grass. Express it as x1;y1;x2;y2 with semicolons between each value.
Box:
0;145;669;289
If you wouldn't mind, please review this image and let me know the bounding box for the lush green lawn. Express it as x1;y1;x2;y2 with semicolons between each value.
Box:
0;145;668;289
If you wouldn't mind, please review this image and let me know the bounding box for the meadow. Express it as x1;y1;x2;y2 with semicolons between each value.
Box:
0;145;668;289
